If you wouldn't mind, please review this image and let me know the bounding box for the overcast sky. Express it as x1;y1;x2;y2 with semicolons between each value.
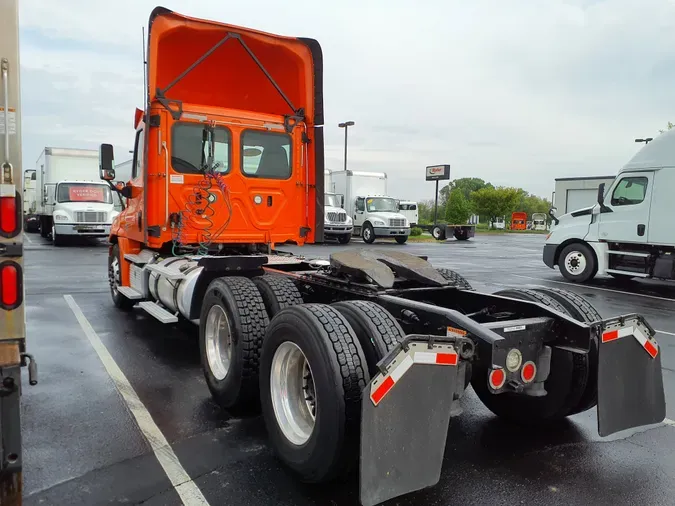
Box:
18;0;675;202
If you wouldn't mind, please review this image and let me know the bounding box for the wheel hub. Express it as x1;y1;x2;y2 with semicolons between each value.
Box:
270;341;316;446
109;256;120;295
204;305;233;381
564;251;586;274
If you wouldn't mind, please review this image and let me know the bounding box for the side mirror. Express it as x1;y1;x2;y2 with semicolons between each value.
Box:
99;143;116;181
597;183;606;206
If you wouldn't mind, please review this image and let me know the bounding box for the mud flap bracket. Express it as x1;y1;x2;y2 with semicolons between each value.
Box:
360;340;458;506
597;315;666;437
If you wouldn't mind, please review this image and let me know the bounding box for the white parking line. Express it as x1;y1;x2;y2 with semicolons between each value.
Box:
511;274;675;303
23;233;33;244
63;294;210;506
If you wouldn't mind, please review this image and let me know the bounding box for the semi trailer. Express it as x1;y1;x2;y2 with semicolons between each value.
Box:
99;7;665;506
0;1;39;503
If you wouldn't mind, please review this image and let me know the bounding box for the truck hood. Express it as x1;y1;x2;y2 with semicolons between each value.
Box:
368;211;408;224
146;7;323;124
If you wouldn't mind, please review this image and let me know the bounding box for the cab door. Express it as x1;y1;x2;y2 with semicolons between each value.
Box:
120;126;145;243
598;172;653;244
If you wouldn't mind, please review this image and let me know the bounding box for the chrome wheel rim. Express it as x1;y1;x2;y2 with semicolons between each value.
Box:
205;305;233;381
363;227;372;241
564;250;586;275
270;341;316;446
432;227;440;239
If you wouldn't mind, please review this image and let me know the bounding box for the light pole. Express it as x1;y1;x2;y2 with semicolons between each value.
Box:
635;137;653;145
338;121;355;171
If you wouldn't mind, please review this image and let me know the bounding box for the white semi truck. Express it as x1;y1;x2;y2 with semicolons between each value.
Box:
35;147;119;245
331;170;410;244
322;168;353;243
544;128;675;282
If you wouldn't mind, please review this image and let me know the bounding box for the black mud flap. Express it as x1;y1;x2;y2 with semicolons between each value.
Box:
597;315;666;437
360;341;458;506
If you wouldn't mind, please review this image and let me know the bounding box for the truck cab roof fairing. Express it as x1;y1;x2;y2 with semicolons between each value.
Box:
146;7;323;125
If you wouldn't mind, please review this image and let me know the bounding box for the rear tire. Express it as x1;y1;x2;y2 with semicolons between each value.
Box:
453;228;469;241
531;287;601;415
558;242;597;282
108;243;135;311
199;277;269;412
395;236;408;244
260;304;369;483
431;225;446;241
435;267;473;290
252;274;303;319
332;300;405;376
471;288;591;424
338;234;351;244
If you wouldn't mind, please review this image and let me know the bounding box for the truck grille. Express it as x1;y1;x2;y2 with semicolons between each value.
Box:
327;211;347;223
389;218;406;227
75;211;106;223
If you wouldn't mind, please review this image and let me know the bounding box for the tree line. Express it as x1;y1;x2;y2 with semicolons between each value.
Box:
417;177;552;227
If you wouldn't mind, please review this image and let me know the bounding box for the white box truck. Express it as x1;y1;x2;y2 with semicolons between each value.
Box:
332;170;410;244
397;200;419;227
544;128;675;282
322;169;353;243
35;147;119;245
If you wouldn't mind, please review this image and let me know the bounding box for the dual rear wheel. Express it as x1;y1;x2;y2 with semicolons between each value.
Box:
198;274;405;482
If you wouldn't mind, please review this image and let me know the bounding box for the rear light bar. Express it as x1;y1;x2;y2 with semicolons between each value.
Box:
0;260;22;310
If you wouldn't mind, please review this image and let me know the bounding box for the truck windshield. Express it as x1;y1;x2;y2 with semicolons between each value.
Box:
56;183;112;204
366;197;397;213
325;194;341;207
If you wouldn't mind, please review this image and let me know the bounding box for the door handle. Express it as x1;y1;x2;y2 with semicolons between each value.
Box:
637;224;646;236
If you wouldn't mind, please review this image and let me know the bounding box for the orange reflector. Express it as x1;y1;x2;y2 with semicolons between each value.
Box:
521;361;537;383
1;264;18;306
488;368;506;390
0;196;16;234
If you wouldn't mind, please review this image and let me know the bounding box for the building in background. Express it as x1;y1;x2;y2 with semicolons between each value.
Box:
553;175;616;215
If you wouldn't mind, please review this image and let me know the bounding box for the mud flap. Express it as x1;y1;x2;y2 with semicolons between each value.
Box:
360;341;458;506
597;316;666;437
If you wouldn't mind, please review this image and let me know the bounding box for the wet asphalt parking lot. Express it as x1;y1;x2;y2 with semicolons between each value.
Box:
19;231;675;506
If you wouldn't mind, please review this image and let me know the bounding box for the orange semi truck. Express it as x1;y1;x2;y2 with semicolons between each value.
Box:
98;7;666;506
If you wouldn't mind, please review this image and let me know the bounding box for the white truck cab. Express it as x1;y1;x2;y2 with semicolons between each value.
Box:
323;192;353;243
49;180;118;245
544;129;675;282
332;170;410;244
398;200;419;227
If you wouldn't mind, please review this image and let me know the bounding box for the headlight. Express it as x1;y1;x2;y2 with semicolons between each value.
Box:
54;214;68;221
372;219;385;226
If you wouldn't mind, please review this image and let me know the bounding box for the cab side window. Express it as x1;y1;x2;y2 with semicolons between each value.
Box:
131;128;144;180
356;198;365;212
611;176;648;206
241;130;292;180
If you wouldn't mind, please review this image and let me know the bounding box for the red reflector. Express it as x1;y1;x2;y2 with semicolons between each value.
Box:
489;368;506;390
602;330;619;343
0;196;16;234
1;264;18;306
436;352;458;365
521;361;536;383
371;376;395;405
644;340;658;359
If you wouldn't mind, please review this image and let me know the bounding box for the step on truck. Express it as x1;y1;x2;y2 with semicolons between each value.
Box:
99;7;666;506
545;130;675;283
1;1;38;503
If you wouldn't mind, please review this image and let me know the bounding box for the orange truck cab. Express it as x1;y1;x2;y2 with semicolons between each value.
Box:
100;7;324;280
511;211;527;230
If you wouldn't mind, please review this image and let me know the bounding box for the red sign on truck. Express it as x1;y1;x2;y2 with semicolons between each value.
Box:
69;185;106;202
